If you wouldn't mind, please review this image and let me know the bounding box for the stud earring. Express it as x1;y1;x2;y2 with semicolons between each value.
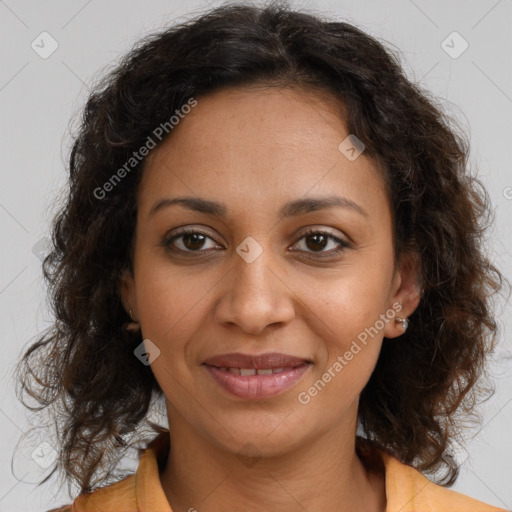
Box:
125;308;140;332
395;317;409;332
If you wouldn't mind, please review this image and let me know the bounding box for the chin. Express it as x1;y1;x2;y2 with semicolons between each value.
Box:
212;418;311;459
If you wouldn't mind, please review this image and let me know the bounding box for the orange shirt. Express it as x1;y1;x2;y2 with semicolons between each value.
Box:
49;432;506;512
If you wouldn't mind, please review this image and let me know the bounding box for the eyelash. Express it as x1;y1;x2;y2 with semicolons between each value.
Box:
162;227;350;259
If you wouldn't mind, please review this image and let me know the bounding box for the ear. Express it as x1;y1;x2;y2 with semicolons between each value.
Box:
383;251;422;339
119;267;137;318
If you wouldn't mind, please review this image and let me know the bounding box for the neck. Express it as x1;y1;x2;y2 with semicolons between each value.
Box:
159;407;386;512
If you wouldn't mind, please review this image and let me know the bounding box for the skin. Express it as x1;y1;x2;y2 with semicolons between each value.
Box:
121;85;421;512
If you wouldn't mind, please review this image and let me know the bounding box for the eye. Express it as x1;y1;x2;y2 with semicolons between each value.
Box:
290;227;350;258
163;228;221;254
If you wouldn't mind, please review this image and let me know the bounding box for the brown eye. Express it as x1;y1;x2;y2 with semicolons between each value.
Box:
305;233;329;252
163;229;220;254
181;232;207;251
291;229;350;258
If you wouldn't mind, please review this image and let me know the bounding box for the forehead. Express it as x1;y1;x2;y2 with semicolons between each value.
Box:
138;86;389;222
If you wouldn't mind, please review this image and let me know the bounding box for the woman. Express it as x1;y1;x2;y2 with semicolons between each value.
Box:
17;2;507;511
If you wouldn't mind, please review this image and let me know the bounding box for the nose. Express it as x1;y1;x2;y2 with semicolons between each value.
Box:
214;244;295;335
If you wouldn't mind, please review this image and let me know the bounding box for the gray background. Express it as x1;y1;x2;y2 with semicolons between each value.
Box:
1;0;511;510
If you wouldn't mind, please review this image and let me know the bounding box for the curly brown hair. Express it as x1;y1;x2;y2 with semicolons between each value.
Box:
15;0;505;497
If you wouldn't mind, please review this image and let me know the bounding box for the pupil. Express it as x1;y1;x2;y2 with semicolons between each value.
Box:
307;234;327;251
184;233;205;250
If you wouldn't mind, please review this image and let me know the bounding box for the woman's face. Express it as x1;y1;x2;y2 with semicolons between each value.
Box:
121;86;419;458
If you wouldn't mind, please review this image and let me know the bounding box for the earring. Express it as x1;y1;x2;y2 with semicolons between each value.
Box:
395;317;409;332
125;308;140;332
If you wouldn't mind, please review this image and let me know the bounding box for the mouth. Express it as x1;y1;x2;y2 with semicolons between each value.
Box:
202;352;312;400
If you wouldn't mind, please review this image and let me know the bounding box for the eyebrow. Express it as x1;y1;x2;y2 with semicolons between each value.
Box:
148;195;368;219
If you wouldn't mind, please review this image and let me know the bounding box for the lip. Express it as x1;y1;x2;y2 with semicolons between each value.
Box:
202;352;312;400
203;364;311;400
203;352;311;369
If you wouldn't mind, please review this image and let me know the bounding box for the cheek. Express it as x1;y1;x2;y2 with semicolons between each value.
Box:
295;260;392;393
296;283;386;416
134;253;219;342
297;261;392;343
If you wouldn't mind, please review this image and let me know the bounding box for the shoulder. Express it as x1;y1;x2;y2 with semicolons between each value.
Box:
380;448;506;512
356;436;506;512
55;432;170;512
67;474;137;511
45;474;137;512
